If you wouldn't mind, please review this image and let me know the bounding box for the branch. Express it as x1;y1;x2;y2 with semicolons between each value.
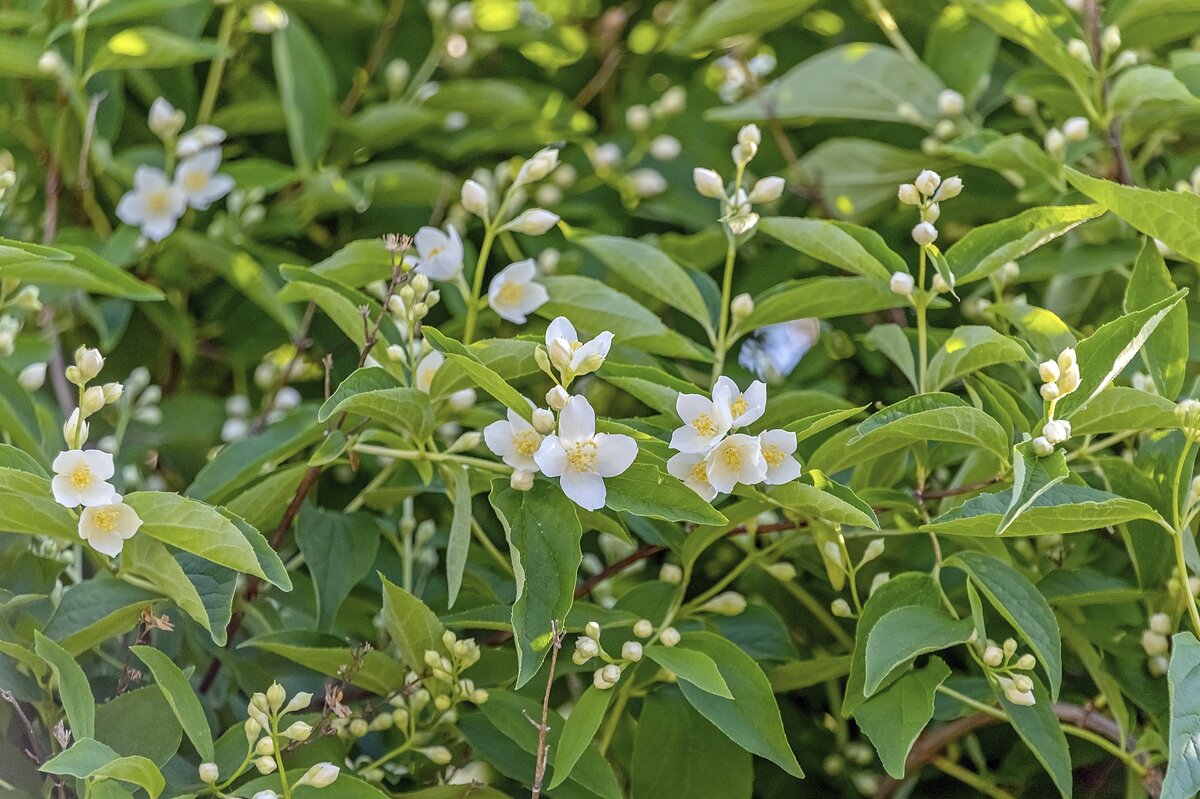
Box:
340;0;408;115
531;621;564;798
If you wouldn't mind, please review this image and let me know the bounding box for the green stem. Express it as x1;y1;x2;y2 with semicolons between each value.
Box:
471;517;513;575
270;717;292;799
462;223;497;345
865;0;920;65
353;443;511;474
777;579;854;650
916;247;929;394
1173;519;1200;636
710;234;738;387
933;757;1014;799
596;679;632;754
363;738;414;772
344;460;397;513
197;4;239;126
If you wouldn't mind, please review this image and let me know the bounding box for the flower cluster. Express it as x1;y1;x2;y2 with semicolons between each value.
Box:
827;538;887;619
665;377;800;500
693;124;785;234
1032;348;1079;456
486;317;635;509
117;99;233;242
49;348;142;557
573;619;679;690
1141;612;1173;677
976;637;1039;707
895;169;963;252
460;147;562;236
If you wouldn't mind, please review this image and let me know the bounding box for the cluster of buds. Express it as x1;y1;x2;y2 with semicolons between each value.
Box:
1168;565;1200;602
1043;116;1091;159
0;150;16;208
693;124;785;235
592;85;685;181
574;619;677;689
388;271;440;328
827;538;887;619
239;683;327;781
711;51;776;103
423;631;489;706
1032;349;1080;456
896;169;963;250
459;148;561;236
976;637;1038;706
1142;612;1173;677
63;348;124;448
1177;399;1200;440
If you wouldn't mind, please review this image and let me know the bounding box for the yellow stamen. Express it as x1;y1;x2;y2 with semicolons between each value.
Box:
691;414;716;436
763;445;784;468
730;395;748;418
722;444;742;471
70;465;92;490
513;430;540;457
183;171;208;192
93;507;119;533
145;189;171;215
497;281;525;305
567;440;598;472
690;461;709;483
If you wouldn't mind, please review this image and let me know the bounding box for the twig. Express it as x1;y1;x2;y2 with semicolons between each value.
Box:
77;92;103;193
1;689;48;764
915;476;1002;502
531;621;564;799
1083;0;1132;184
572;7;627;110
340;0;408;115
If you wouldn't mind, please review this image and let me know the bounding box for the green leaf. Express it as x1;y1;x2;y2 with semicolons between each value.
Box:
34;632;95;739
604;462;727;525
924;482;1160;537
295;506;379;630
999;441;1068;535
121;537;234;645
1066;166;1200;263
577;234;713;331
1056;289;1188;419
445;465;472;608
927;325;1030;390
630;687;752;799
381;577;447;675
93;685;182;767
187;406;323;505
944;551;1062;699
43;579;158;655
0;240;164;300
925;6;999;97
271;18;334;173
1069;386;1178;436
708;43;944;128
40;738;122;778
243;631;407;695
1126;238;1187;399
674;0;818;52
768;655;852;692
766;473;879;529
490;480;583;687
796;138;944;222
130;646;214;762
675;631;804;777
855;657;951;779
961;0;1091;102
644;644;733;698
743;276;908;329
941;130;1060;193
1164;632;1200;799
90;27;222;73
319;367;434;441
0;363;46;465
423;327;534;422
549;686;613;790
864;324;918;391
1000;674;1072;799
945;204;1102;284
844;573;942;717
277;268;402;373
124;492;283;585
756;217;900;280
863;607;973;696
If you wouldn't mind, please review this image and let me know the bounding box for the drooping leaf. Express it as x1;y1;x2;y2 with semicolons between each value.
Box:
130;646;214;763
855;657;951;779
863;607;972;695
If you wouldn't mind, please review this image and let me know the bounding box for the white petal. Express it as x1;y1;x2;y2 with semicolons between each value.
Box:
519;282;549;316
676;393;713;422
557;395;596;441
78;480;117;507
483;419;515;458
545;317;576;347
534;435;567;477
560;470;606;510
739;380;767;426
763;457;801;485
115;191;146;226
759;428;797;455
593;434;636;477
669;425;718;454
507;258;536;282
141;214;179;242
84;450;115;480
414;226;446;260
51;475;79;507
180;148;221;177
86;528;125;557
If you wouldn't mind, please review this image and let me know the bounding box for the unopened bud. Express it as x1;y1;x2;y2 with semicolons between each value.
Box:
933;176;963;201
914;170;941;196
701;590;747;616
731;293;755;324
633;619;653;638
621;641;643;661
890;271;915;296
510;469;534;491
461;179;489;217
911;221;938;247
830;599;853;618
505;208;559;235
897;183;920;205
199;763;219;784
747;176;785;204
983;645;1004;667
937;89;965;117
255;756;277;775
1063;116;1089;142
660;626;681;647
546;385;569;410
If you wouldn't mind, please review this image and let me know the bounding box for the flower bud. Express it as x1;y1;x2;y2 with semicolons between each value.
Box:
869;572;891;596
896;102;923;124
765;562;797;581
622;641;643;661
575;636;599;660
18;363;46;391
434;694;452;711
1150;613;1173;635
730;293;755;324
748;176;785;204
660;626;681;647
937;89;965;117
1038;360;1060;384
1102;25;1121;53
890;271;915;296
920;202;941;224
39;50;65;76
14;286;41;311
584;620;601;639
255;756;277;775
1149;654;1170;677
983;644;1004;667
1044;127;1066;158
931;273;951;294
862;538;886;563
245;717;262;741
933;176;963;201
461;179;489;216
510;469;534;491
199;763;219;784
1063;116;1089;142
419;746;453;765
531;408;556;435
650;134;681;161
693;168;726;199
1032;436;1054;457
630;168;667;198
148;97;185;140
266;682;286;712
101;382;124;404
1058;364;1080;394
633;619;653;638
1012;674;1033;693
80;386;106;416
63;409;88;447
701;591;747;616
1042;419;1071;445
897;183;921;205
392;707;410;727
546;385;569;410
830;599;853;618
1067;38;1091;63
911;222;938;247
593;668;616;689
297;762;340;789
914;170;941;196
349;718;370;737
283;720;312;741
1015;653;1037;670
1142;629;1169;657
737;124;761;147
515;147;560;187
1040;383;1060;401
626;104;650;131
74;347;105;382
369;712;394;731
255;736;275;756
731;141;757;165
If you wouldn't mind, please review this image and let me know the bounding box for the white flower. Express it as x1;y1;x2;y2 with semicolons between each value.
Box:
52;449;116;507
714;376;766;428
693;168;725;199
911;222;938;246
416;350;444;393
650;135;681;160
667;451;717;501
484;408;544;472
18;363;47;391
296;762;339;789
534;395;636;511
116;166;186;242
544;317;613;378
758;429;801;484
414;226;464;280
504;208;559;235
461;179;489;216
997;675;1036;707
488;259;548;323
174;150;234;211
669;390;732;454
748;176;785;204
78;497;142;556
739;319;820;382
176;125;226;158
704;433;766;494
148;97;185;140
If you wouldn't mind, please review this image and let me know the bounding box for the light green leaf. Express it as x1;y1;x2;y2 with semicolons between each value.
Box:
675;631;804;777
999;441;1068;535
0;239;164;300
864;324;918;391
765;473;879;529
1066;167;1200;263
577;234;713;330
743;276;908;330
756;217;900;280
423;327;534;422
272;18;334;173
945;551;1062;699
1164;632;1200;799
795;139;943;222
1069;386;1178;435
674;0;818;52
0;362;47;464
644;644;733;698
319;367;434;441
927;325;1030;390
43;579;158;655
34;632;95;739
90;27;222;73
605;462;727;525
855;657;951;779
39;738;121;778
863;607;972;695
244;631;407;695
549;686;613;790
381;578;447;675
945;204;1102;284
961;0;1091;101
708;43;944;128
1125;238;1187;399
924;482;1160;537
445;465;472;608
130;646;214;763
121;538;235;645
768;655;852;692
294;506;380;630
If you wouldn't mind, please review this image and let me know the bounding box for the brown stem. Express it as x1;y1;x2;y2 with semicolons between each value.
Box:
1;689;48;764
1083;0;1132;184
531;621;564;798
340;0;408;115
